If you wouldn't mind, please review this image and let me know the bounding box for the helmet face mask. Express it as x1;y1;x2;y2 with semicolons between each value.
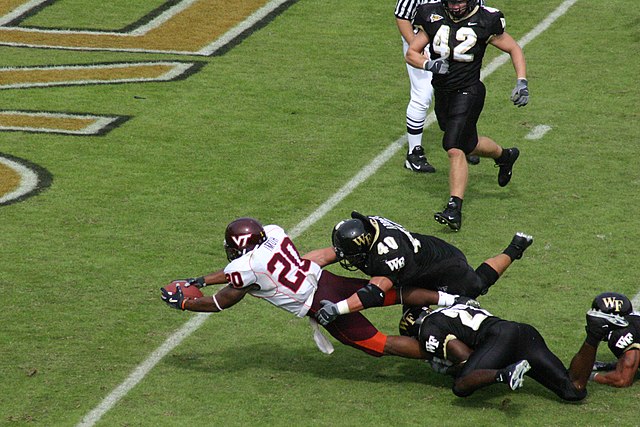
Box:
444;0;478;20
224;217;267;262
332;219;374;271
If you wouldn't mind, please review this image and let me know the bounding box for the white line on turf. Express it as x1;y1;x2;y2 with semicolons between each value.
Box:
525;124;552;140
76;1;580;425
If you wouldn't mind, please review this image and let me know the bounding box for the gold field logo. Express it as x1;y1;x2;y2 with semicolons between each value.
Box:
0;0;297;205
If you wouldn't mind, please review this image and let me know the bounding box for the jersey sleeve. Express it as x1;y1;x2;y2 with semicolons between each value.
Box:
394;0;414;20
419;316;450;359
607;327;640;358
224;256;259;289
412;5;429;30
485;7;506;36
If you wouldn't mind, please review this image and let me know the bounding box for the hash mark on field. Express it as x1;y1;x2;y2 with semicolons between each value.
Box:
525;124;552;140
77;1;581;425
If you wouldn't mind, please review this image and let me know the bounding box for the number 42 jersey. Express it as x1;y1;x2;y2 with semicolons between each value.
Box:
413;3;506;90
224;225;322;317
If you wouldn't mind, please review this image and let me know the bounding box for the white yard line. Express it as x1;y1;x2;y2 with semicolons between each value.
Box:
76;1;580;425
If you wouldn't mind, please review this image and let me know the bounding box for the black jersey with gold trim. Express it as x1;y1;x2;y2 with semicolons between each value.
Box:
607;314;640;358
357;215;466;287
417;305;500;358
413;2;505;90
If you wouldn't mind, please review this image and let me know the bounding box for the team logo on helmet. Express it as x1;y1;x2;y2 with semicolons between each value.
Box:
592;292;633;316
224;217;267;262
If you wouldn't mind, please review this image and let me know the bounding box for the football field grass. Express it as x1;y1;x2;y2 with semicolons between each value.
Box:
1;0;639;425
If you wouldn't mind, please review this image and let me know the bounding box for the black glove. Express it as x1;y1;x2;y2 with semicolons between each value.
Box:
454;296;481;308
510;78;529;107
185;277;206;288
161;285;185;310
428;357;453;375
316;300;340;326
424;58;449;74
592;361;616;372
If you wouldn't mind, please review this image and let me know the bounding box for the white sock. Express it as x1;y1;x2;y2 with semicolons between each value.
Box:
407;133;423;153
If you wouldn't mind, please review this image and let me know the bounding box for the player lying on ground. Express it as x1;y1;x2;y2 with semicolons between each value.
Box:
579;292;640;388
160;217;476;358
304;211;532;326
398;299;630;400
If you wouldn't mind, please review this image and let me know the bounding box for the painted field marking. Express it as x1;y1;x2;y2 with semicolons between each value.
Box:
0;156;38;204
0;110;129;135
0;61;203;89
76;1;580;426
525;124;552;140
0;152;53;206
0;0;290;55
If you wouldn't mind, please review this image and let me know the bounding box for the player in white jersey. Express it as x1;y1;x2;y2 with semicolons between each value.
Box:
161;217;468;358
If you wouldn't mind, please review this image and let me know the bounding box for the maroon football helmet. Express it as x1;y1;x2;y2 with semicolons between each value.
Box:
224;217;267;261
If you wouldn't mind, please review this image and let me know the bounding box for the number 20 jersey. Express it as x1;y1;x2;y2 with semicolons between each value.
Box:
224;225;322;317
413;2;505;90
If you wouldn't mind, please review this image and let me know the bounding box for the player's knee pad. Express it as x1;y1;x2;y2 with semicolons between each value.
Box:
356;283;386;309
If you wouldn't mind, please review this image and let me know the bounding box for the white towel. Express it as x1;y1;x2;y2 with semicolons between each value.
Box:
309;317;334;354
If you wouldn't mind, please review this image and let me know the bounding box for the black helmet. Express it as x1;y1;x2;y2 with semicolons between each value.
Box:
399;306;431;337
332;214;374;271
591;292;633;316
444;0;479;20
224;217;267;261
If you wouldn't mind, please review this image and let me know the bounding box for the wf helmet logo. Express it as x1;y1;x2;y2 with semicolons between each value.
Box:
353;233;373;248
602;297;626;313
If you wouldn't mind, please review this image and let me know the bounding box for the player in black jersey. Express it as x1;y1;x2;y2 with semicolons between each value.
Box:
308;211;532;325
396;293;633;399
405;1;529;231
582;292;640;387
397;302;628;401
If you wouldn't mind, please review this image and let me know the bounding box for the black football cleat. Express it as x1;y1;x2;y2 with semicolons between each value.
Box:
509;232;533;259
405;146;436;173
434;206;462;231
585;309;629;339
496;147;520;187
